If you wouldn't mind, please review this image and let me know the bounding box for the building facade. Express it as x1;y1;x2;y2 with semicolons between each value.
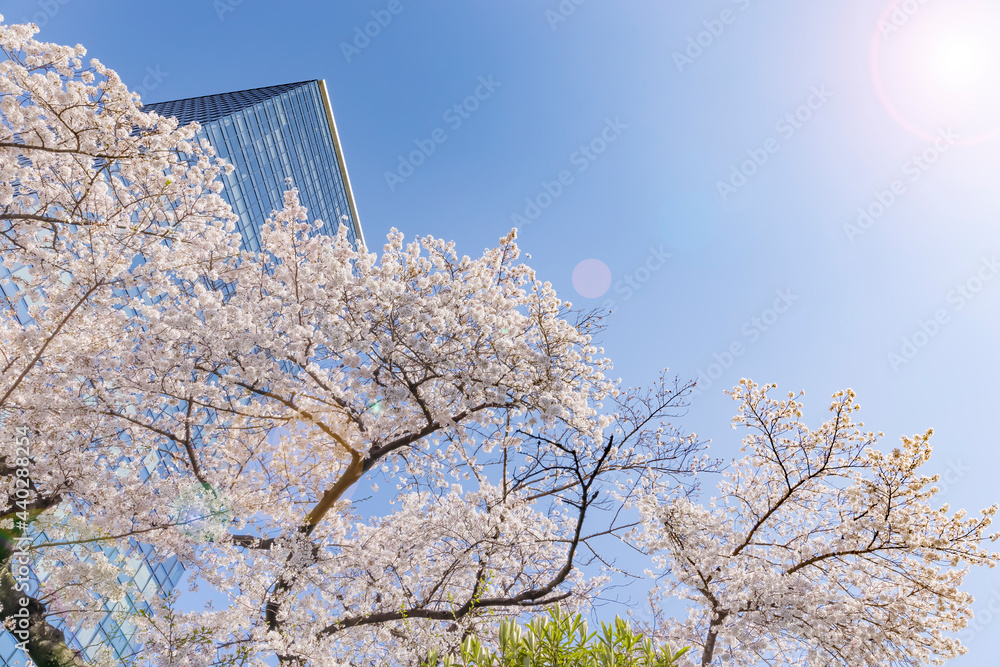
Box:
143;80;365;249
0;80;364;665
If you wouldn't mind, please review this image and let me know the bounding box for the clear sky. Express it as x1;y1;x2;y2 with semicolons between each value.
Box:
5;1;1000;663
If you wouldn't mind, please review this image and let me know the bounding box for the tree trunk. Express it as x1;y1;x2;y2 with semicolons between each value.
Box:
1;564;87;667
701;610;729;666
1;461;82;667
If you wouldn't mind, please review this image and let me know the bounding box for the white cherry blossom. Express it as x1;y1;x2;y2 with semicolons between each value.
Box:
0;19;701;666
636;380;998;666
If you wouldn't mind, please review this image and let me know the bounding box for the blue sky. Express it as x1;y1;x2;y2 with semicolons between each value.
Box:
6;0;1000;662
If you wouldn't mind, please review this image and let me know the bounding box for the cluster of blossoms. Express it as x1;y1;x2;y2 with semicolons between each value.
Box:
635;380;998;666
0;17;702;666
0;17;996;667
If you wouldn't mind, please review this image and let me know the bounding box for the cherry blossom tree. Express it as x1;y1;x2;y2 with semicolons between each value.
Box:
636;380;999;667
0;19;702;667
1;17;240;666
10;17;992;667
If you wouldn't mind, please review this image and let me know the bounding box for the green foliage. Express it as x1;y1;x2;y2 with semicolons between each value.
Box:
424;606;689;667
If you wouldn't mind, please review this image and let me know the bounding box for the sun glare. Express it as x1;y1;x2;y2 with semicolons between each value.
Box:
872;0;1000;144
927;35;988;89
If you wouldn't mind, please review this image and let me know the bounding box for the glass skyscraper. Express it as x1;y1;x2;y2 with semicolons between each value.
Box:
0;80;365;665
143;79;365;249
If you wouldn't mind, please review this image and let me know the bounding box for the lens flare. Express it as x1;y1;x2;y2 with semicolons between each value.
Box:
929;37;986;86
571;259;612;299
171;483;230;542
872;0;1000;145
